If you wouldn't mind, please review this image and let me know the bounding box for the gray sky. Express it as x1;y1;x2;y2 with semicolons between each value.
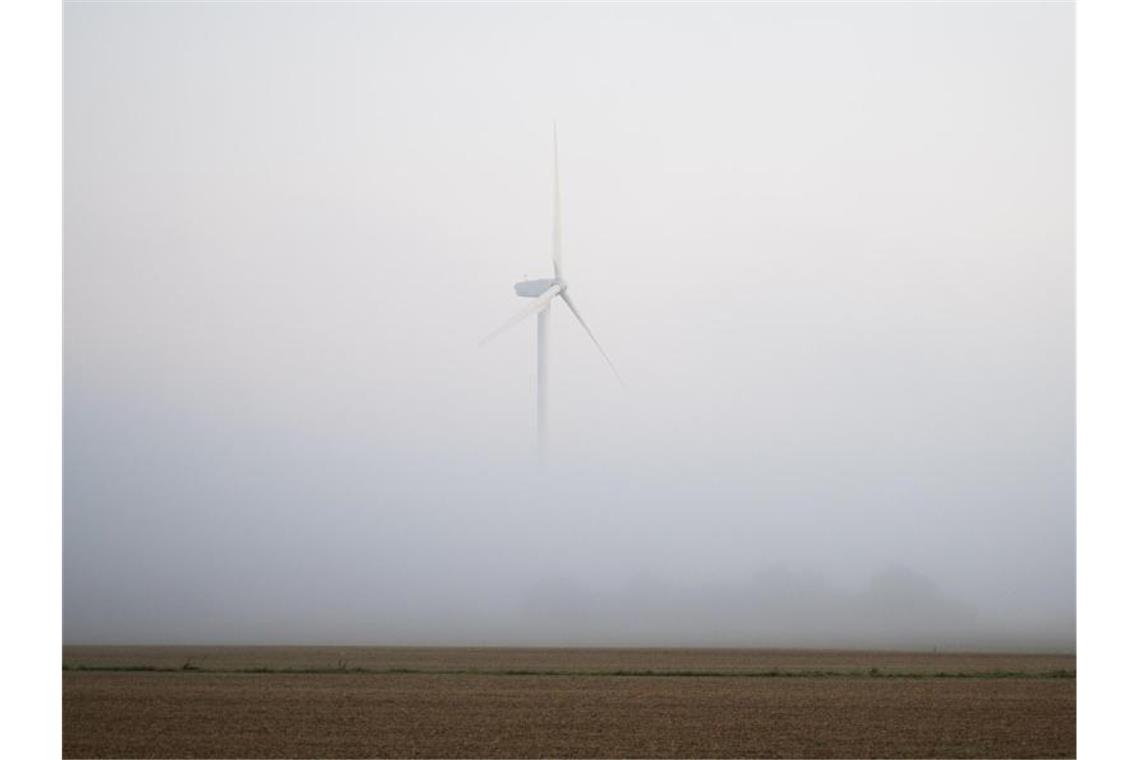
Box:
64;1;1073;649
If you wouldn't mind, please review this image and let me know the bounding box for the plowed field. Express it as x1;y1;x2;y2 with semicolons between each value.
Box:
62;647;1075;758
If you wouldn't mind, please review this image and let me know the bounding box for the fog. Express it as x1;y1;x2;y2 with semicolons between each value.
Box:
64;2;1073;650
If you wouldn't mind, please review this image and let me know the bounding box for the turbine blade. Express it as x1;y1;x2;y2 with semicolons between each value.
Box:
552;122;563;279
479;285;562;346
559;291;624;386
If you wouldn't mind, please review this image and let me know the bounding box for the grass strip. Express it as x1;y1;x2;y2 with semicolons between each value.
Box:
61;664;1075;679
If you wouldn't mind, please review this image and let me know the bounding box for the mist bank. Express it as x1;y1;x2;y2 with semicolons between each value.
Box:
64;380;1073;651
507;565;1073;652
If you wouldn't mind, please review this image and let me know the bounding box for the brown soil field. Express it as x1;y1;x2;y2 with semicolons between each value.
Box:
63;647;1075;758
63;645;1075;675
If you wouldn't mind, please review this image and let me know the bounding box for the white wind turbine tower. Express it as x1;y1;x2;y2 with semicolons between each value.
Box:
481;125;622;451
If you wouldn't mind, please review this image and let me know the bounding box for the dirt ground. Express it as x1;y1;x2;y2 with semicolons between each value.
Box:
62;647;1075;758
63;645;1075;675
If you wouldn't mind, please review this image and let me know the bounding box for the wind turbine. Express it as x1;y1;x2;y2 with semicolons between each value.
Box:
480;125;622;451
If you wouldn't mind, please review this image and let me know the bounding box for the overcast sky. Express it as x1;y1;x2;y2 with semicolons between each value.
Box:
64;1;1073;649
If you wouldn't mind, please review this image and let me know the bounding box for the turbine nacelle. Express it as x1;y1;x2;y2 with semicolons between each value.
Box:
514;278;565;298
